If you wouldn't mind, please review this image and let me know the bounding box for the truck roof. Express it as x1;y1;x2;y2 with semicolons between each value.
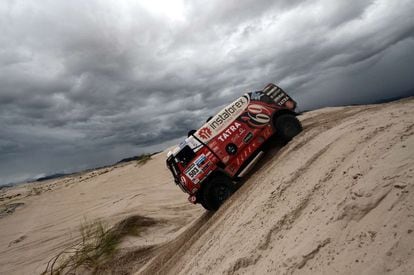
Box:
168;83;296;158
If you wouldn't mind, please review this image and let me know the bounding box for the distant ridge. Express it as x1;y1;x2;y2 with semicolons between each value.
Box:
34;152;162;183
36;173;72;182
372;93;414;104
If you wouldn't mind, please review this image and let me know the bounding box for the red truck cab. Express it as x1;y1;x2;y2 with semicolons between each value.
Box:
166;83;301;210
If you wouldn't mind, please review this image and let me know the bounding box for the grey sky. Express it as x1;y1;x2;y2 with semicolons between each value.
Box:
1;0;414;185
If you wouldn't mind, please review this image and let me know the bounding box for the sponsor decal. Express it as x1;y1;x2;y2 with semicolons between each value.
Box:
195;154;207;166
278;96;289;106
196;96;249;142
184;163;196;174
201;162;211;172
209;97;249;130
198;127;212;140
184;154;208;181
243;104;271;128
243;132;253;143
186;164;200;180
217;121;242;142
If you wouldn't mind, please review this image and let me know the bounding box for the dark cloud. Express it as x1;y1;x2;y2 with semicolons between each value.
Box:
1;0;414;184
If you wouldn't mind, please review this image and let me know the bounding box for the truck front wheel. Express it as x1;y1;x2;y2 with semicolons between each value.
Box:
200;176;235;211
274;114;302;141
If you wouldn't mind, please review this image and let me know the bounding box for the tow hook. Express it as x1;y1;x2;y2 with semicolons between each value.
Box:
188;195;197;204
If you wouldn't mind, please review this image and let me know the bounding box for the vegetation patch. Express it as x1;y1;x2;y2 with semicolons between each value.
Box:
29;185;42;196
117;152;160;166
0;202;25;219
43;215;159;274
136;154;152;166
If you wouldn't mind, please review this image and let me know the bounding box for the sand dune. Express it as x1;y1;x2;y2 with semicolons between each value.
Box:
140;98;414;275
1;98;413;274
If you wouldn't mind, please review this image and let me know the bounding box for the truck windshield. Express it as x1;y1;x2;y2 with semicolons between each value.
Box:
166;155;180;182
175;145;196;166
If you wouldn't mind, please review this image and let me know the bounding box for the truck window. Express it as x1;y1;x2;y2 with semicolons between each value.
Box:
175;145;196;166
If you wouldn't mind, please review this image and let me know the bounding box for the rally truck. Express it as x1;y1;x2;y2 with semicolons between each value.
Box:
166;83;302;210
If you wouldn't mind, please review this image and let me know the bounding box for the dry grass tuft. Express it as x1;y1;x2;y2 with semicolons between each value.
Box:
136;154;152;166
42;215;159;275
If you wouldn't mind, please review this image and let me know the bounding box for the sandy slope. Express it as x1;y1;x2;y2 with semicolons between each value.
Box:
0;153;203;274
1;98;413;275
140;98;414;275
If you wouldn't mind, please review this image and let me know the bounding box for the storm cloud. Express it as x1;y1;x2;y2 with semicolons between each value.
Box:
1;0;414;184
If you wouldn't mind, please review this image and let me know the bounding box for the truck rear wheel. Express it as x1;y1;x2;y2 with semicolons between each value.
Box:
201;176;235;211
274;114;302;141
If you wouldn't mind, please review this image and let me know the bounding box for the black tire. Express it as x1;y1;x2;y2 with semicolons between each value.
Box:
201;176;235;211
199;194;214;211
274;114;302;141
